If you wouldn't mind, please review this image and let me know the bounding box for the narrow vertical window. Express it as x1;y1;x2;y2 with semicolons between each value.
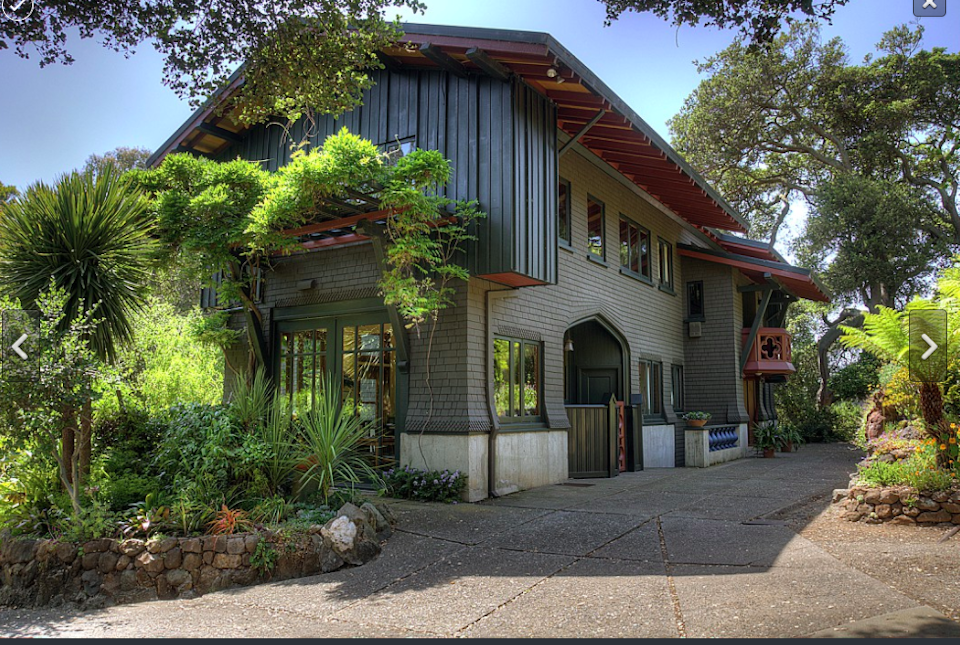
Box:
493;336;543;421
687;281;704;320
639;359;663;418
658;238;674;290
587;196;605;260
671;364;685;412
558;179;571;246
619;217;651;280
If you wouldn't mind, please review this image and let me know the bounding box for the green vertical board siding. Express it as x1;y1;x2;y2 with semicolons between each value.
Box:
215;69;557;283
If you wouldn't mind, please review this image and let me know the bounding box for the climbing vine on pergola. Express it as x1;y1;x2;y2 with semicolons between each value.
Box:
131;128;482;374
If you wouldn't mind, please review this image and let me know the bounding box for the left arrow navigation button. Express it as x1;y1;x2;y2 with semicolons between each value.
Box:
11;333;29;360
2;310;40;381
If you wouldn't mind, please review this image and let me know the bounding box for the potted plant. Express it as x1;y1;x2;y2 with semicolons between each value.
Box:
753;420;782;458
780;422;804;453
683;411;712;428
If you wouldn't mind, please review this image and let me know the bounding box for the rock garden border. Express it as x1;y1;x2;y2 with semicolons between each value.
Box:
0;501;394;610
832;486;960;525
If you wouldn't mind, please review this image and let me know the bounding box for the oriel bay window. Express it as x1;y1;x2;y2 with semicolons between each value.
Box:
619;217;651;280
587;196;605;260
493;337;541;421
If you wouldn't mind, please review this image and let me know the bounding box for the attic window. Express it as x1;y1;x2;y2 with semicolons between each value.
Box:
379;137;417;164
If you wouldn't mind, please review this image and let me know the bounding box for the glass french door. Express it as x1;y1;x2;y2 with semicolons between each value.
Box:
275;314;397;468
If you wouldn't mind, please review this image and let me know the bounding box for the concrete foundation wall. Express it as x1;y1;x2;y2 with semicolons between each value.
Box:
400;432;489;502
492;430;568;496
642;424;676;468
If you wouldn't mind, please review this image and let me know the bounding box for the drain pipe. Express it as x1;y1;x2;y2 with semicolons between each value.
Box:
486;287;515;499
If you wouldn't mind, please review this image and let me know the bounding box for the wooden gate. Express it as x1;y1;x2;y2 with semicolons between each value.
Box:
566;396;621;478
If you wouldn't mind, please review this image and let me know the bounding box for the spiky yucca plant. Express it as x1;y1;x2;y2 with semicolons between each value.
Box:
297;379;379;502
0;166;158;362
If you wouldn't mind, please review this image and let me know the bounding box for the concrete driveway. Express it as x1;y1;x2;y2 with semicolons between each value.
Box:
2;444;959;638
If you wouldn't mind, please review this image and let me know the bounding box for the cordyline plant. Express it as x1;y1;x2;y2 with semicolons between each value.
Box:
131;128;483;374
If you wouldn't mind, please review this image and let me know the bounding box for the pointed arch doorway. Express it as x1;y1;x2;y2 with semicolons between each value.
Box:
563;317;628;478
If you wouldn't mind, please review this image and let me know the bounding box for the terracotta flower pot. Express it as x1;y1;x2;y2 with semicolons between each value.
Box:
782;441;794;453
687;418;708;428
762;447;776;458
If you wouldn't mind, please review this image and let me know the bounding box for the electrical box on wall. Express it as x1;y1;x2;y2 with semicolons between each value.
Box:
688;321;703;338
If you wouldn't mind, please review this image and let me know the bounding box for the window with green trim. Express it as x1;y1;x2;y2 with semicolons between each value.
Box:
493;337;541;420
671;364;685;413
658;238;674;289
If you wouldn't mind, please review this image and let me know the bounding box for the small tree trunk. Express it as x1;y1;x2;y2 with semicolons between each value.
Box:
918;382;952;470
79;397;93;484
61;407;75;486
58;406;82;517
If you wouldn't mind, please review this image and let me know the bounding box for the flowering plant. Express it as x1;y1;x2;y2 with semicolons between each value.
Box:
381;466;467;503
682;411;712;421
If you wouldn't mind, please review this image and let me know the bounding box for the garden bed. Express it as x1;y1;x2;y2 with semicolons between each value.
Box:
0;501;393;609
832;486;960;525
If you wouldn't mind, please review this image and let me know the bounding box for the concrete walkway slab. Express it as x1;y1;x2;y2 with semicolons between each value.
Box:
331;547;573;633
484;510;645;556
462;557;676;638
672;561;920;639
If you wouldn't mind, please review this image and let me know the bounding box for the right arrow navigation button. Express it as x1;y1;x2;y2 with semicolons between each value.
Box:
921;333;939;361
909;310;948;383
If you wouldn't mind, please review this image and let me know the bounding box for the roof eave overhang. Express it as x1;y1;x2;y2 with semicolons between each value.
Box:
678;243;831;303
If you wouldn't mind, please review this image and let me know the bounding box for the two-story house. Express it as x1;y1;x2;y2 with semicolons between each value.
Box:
149;24;829;501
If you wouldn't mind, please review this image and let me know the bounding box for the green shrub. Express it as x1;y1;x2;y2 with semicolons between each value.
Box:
250;539;278;574
297;380;379;502
828;353;881;402
382;466;466;503
829;400;864;443
857;458;957;491
94;299;224;418
97;473;162;512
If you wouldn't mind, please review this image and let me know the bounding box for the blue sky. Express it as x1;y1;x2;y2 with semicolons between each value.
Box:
1;0;958;192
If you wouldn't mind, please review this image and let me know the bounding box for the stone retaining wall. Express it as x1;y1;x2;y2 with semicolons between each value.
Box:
833;487;960;525
0;501;393;609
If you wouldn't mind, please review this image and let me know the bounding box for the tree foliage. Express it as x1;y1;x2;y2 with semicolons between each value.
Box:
2;0;423;125
83;147;153;176
600;0;850;45
801;174;950;310
0;182;17;206
0;287;102;517
670;23;959;246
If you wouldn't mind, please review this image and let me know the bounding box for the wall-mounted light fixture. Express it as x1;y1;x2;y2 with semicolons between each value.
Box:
564;339;575;352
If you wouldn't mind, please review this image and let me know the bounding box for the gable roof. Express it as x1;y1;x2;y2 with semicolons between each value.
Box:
149;23;748;234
